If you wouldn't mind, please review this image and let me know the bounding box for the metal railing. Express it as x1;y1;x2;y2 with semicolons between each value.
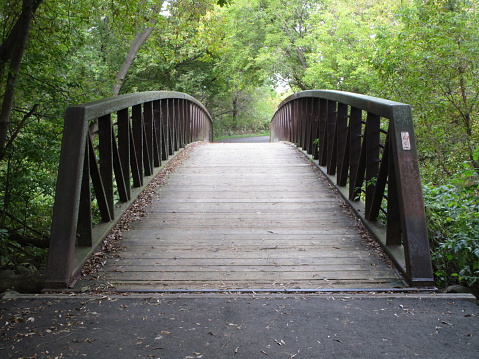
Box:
45;91;213;288
271;90;434;287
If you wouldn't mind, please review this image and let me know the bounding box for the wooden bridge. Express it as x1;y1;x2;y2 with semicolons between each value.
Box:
45;90;435;291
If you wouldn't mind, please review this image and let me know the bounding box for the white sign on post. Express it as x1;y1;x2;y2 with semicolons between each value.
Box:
401;131;411;150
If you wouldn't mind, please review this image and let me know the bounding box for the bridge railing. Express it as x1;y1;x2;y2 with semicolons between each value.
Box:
271;90;434;287
45;91;213;288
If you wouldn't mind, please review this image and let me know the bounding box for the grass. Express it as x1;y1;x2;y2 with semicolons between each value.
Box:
214;132;270;141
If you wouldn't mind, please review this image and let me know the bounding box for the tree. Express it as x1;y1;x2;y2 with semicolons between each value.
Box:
302;0;399;93
373;0;479;180
0;0;43;161
112;0;231;96
111;0;165;96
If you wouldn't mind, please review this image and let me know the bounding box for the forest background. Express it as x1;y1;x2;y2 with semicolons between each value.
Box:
0;0;478;293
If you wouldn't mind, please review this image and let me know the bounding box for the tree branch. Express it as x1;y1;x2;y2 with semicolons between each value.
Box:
3;104;39;155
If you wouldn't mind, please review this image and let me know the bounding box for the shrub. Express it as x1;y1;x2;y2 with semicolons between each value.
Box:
423;170;479;290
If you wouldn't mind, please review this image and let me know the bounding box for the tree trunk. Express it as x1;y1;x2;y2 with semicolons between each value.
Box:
111;26;156;96
232;96;238;130
0;0;43;160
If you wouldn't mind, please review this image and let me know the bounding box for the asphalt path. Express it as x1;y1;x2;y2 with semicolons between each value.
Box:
1;293;478;358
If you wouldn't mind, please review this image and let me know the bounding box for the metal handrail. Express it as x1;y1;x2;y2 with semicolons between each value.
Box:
45;91;213;288
271;90;435;287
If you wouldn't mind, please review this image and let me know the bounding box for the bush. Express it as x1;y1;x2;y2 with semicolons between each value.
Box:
423;172;479;290
0;229;47;273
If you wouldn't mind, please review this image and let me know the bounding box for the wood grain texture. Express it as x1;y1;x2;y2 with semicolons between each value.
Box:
94;143;403;290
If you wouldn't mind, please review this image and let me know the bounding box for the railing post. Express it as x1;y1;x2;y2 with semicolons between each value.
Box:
45;107;89;288
390;106;434;285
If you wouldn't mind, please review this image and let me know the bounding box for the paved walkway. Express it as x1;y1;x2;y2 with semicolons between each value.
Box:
1;292;477;358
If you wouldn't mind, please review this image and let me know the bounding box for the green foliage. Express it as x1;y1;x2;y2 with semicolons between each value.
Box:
0;230;20;268
303;0;398;93
0;230;47;272
212;87;277;137
373;0;479;182
424;166;479;287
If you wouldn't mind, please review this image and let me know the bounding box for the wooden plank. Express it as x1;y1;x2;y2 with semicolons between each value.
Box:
120;238;366;246
105;265;393;273
103;257;380;266
83;143;403;290
106;270;396;281
113;250;377;260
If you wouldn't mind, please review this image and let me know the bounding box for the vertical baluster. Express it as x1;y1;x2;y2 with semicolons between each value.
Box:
364;113;380;218
182;100;189;144
348;107;362;200
190;103;196;141
173;99;180;150
168;99;175;155
305;98;313;154
311;99;320;159
300;99;306;149
153;100;162;167
335;103;349;181
112;129;128;202
179;99;186;147
98;114;114;217
88;134;112;222
143;101;154;176
290;101;296;144
326;100;337;175
172;99;177;152
161;100;169;160
318;99;328;166
118;108;131;198
132;104;144;185
368;132;390;220
77;141;92;247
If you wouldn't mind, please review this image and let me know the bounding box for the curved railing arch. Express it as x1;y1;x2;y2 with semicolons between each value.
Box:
271;90;434;287
46;91;213;288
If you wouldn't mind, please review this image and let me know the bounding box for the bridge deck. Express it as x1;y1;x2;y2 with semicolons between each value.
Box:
91;142;404;291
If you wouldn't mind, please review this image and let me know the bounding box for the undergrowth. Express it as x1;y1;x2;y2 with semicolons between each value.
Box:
423;159;479;295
